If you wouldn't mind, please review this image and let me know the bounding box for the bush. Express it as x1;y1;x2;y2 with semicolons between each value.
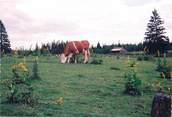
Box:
70;54;83;63
143;81;171;95
124;70;142;96
31;57;40;80
137;55;154;61
90;59;103;65
143;55;152;61
2;63;36;105
116;56;120;60
124;58;142;96
41;48;50;56
137;56;143;61
126;59;137;67
156;57;172;79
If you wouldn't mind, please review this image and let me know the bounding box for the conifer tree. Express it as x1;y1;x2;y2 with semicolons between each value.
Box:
0;20;11;54
144;9;169;55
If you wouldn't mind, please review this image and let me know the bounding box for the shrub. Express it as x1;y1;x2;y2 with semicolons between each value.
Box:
116;56;120;60
143;81;171;94
137;56;143;61
124;58;142;96
31;57;40;80
156;57;172;79
124;70;142;96
2;63;36;105
90;59;103;65
143;83;155;93
156;57;167;72
70;54;83;63
137;55;154;61
126;59;137;67
41;47;50;56
143;55;153;61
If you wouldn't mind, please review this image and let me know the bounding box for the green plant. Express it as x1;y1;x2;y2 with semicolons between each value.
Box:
156;57;167;71
124;70;142;95
137;55;154;61
70;54;83;63
124;57;142;95
143;55;154;61
126;60;137;67
3;63;36;105
90;59;103;65
41;47;50;56
116;56;120;60
31;57;40;80
137;56;143;61
156;57;172;79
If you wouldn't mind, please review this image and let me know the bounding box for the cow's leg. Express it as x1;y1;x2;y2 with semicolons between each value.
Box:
72;54;77;63
87;49;90;62
67;53;73;63
83;50;88;64
74;56;77;63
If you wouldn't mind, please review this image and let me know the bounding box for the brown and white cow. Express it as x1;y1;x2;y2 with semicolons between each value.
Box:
60;40;90;64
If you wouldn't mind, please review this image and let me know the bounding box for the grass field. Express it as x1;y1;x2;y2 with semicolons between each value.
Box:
0;55;172;117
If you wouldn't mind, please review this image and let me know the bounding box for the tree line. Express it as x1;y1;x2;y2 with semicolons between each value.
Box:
17;41;66;56
92;42;144;54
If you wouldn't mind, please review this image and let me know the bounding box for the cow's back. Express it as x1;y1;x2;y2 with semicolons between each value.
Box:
64;40;89;56
80;40;89;50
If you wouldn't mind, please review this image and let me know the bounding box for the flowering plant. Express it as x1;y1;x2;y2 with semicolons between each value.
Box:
3;62;35;104
124;57;142;96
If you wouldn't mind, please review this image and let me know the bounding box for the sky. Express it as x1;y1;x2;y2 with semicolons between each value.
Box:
0;0;172;49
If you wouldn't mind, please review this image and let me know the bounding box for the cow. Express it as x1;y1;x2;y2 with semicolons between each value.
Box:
59;40;90;64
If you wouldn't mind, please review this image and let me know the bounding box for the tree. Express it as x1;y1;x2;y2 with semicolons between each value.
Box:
0;20;11;54
96;42;101;49
144;9;169;55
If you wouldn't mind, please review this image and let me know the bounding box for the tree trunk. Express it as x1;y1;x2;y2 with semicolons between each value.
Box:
151;93;172;117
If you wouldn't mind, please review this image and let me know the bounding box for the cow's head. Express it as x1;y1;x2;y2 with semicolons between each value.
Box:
59;54;67;64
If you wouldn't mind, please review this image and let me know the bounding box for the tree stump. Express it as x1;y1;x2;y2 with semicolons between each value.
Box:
151;93;172;117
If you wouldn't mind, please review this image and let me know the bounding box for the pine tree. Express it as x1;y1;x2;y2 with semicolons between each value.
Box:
96;42;101;49
144;9;169;55
0;20;11;54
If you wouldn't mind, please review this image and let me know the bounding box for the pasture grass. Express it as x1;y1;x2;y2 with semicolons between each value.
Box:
0;55;172;117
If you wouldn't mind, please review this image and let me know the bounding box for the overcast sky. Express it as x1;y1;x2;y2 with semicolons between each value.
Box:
0;0;172;49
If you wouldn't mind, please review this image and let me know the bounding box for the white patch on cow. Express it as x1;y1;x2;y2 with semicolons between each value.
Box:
60;54;67;64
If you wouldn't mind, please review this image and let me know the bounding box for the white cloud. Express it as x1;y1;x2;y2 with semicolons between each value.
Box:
0;0;172;49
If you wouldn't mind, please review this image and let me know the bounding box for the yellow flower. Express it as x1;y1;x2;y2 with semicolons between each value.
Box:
12;63;28;72
55;97;64;105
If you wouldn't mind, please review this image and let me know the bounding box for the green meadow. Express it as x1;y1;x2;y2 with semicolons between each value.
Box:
0;55;172;117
